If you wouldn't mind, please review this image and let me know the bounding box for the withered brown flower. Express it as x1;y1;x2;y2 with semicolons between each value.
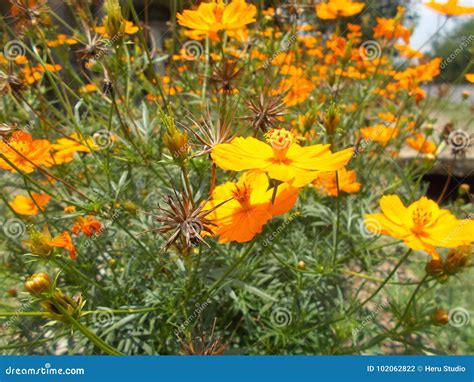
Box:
245;92;288;133
210;58;242;94
154;187;227;250
9;0;51;30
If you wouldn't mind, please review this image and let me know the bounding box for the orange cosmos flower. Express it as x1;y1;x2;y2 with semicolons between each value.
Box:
278;75;314;106
204;171;298;243
25;226;76;260
394;44;423;59
365;195;474;260
406;133;436;154
360;125;399;146
211;128;353;188
465;73;474;83
313;167;361;196
0;131;52;173
51;133;97;164
47;33;77;47
177;0;257;40
373;17;411;44
72;216;103;237
316;0;365;19
9;192;51;216
424;0;474;16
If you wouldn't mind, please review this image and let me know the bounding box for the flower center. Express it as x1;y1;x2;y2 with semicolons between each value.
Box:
265;128;294;161
233;183;252;210
412;207;433;235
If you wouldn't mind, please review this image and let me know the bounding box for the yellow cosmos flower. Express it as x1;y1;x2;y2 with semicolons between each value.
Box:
50;133;97;165
406;133;436;154
365;195;474;260
360;125;399;146
9;192;51;216
211;128;353;188
204;171;298;243
177;0;257;39
313;167;361;196
316;0;365;19
0;131;52;173
424;0;474;16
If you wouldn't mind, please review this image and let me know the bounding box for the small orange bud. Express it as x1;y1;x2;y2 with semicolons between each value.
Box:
297;260;306;270
432;308;449;325
25;272;51;295
425;259;444;277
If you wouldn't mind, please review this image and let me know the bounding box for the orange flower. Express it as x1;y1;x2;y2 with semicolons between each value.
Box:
204;171;298;243
51;133;97;164
313;168;361;196
316;0;365;19
465;73;474;83
360;125;399;146
406;133;436;154
79;83;99;94
278;75;314;106
211;128;353;187
24;225;76;260
424;0;474;16
72;216;103;237
9;192;51;216
373;17;410;44
0;131;53;173
49;231;76;260
47;33;77;47
394;44;423;59
365;195;474;260
177;0;257;39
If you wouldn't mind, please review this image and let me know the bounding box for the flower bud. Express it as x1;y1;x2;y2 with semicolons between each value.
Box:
432;308;449;325
425;259;444;277
25;272;51;295
103;0;125;39
458;183;470;195
161;110;188;161
41;290;85;323
323;103;340;135
297;260;306;270
444;246;471;275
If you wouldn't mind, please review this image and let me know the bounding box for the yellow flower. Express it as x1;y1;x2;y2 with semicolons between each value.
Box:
177;0;257;39
79;83;99;93
0;131;53;173
9;192;51;216
50;133;97;165
211;128;353;187
365;195;474;259
406;133;436;154
313;168;361;196
360;125;398;146
424;0;474;16
316;0;365;19
204;171;298;243
465;73;474;83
